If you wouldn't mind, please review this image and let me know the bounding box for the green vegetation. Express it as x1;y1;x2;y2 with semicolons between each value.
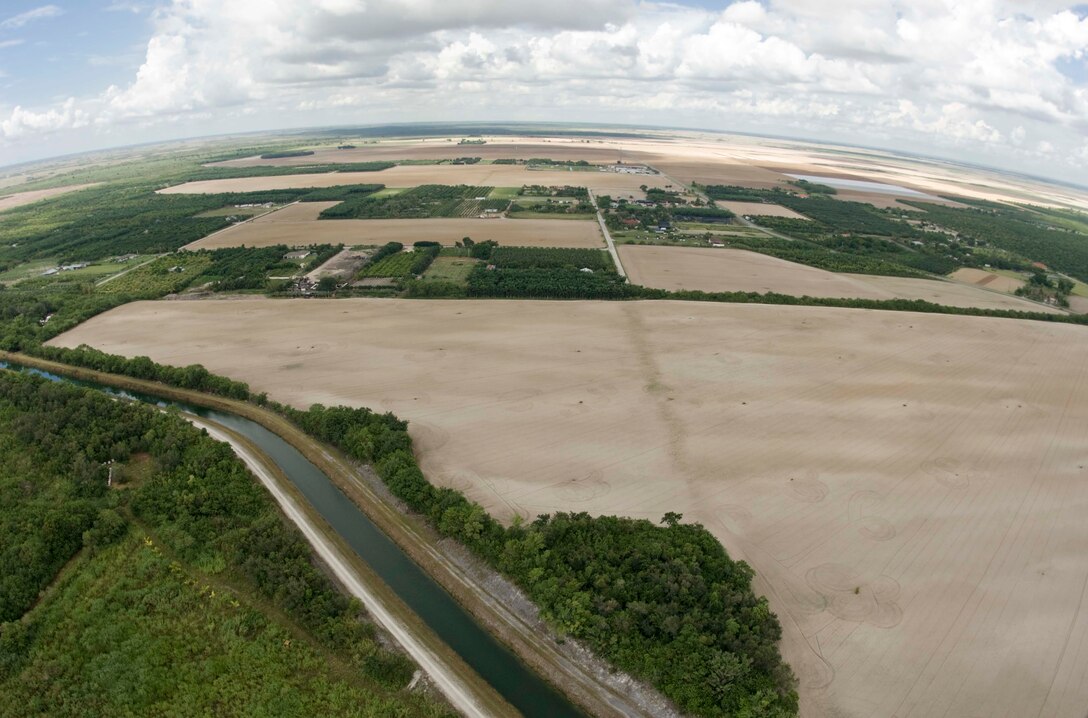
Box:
0;183;381;265
903;200;1088;282
488;247;614;272
358;245;440;279
259;149;314;159
0;370;449;717
0;245;338;351
419;256;479;283
789;179;837;195
284;404;797;717
468;267;636;299
97;253;214;295
1015;270;1075;307
189;163;395;180
321;185;496;219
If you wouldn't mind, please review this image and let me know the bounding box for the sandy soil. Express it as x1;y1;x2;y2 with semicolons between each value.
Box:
718;201;810;219
50;297;1088;718
620;246;1060;313
200;132;1088;210
951;268;1025;294
0;183;99;214
158;164;671;197
1068;296;1088;314
186;202;604;250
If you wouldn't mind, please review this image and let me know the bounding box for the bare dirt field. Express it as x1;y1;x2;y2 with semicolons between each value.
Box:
0;182;99;214
718;201;810;219
199;133;1088;210
209;139;633;167
619;246;1060;313
186;202;604;249
158;164;671;197
51;297;1088;718
951;267;1025;294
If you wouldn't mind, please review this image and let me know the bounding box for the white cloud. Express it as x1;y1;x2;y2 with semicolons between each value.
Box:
1;0;1087;182
1;98;89;138
0;5;63;30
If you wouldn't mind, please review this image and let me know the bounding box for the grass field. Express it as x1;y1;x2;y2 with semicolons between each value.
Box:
619;245;1060;312
421;255;479;282
51;296;1088;718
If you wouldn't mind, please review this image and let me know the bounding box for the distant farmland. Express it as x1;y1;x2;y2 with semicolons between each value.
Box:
159;164;671;197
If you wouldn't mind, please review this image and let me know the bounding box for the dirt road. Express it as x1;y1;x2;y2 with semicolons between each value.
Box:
187;415;506;718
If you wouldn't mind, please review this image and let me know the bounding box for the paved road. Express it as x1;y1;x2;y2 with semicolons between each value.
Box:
189;416;494;718
588;189;626;278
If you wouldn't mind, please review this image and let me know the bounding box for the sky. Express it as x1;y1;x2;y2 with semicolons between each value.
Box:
0;0;1086;184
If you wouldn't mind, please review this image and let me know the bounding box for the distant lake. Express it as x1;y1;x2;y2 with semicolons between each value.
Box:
787;173;939;199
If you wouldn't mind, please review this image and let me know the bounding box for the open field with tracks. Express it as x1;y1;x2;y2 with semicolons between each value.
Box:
186;201;604;249
51;296;1088;718
620;246;1061;313
951;267;1026;294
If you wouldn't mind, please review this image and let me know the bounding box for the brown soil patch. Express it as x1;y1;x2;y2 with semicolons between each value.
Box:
186;205;604;250
0;183;99;214
619;246;1060;313
158;164;671;198
718;201;809;219
951;268;1025;294
49;297;1088;718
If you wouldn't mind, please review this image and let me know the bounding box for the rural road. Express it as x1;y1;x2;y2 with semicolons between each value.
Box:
187;415;496;718
588;189;626;278
95;253;164;286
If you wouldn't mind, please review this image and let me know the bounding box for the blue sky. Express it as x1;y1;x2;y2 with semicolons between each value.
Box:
0;1;1086;184
0;3;149;105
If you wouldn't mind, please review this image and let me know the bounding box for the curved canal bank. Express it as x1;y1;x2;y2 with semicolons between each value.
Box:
0;352;667;718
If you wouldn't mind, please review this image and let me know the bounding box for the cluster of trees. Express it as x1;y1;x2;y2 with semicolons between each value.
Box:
0;182;383;264
1015;271;1075;307
283;402;798;716
321;185;493;220
518;185;589;198
357;243;441;279
487;247;615;272
467;266;638;299
0;371;446;715
701;185;769;202
509;200;595;215
33;343;253;399
259;150;314;159
190;163;395;181
905;201;1088;283
789;179;837;195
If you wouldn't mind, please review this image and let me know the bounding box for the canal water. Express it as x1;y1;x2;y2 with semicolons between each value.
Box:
2;362;584;718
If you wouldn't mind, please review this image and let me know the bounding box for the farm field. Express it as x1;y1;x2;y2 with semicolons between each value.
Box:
718;201;810;219
186;203;604;249
50;296;1088;718
159;163;671;197
951;267;1025;294
619;245;1061;313
0;182;99;214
